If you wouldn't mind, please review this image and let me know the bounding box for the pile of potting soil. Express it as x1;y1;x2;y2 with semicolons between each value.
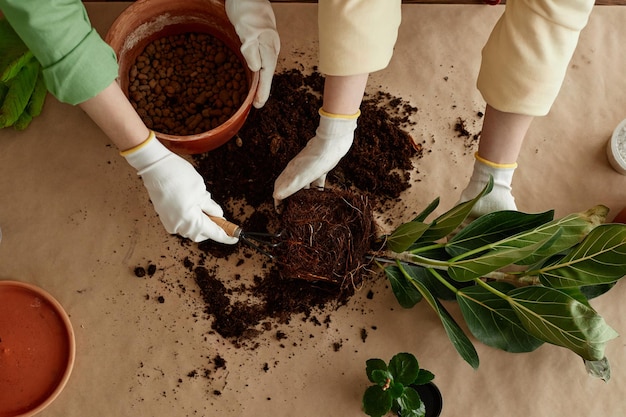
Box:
178;68;423;344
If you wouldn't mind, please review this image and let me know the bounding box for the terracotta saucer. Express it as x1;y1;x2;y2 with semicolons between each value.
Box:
0;281;75;417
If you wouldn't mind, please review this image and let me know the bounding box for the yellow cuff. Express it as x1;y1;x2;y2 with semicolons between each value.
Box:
120;131;155;157
319;108;361;120
475;152;518;169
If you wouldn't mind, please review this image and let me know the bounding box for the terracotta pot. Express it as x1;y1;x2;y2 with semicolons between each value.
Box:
397;383;443;417
105;0;259;154
0;280;75;417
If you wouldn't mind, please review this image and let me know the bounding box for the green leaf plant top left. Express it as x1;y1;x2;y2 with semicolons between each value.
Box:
0;18;47;131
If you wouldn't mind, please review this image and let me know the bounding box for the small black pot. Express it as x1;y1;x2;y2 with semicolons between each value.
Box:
397;382;443;417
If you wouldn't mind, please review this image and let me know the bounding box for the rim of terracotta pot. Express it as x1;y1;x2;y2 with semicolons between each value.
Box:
0;280;76;417
105;0;259;154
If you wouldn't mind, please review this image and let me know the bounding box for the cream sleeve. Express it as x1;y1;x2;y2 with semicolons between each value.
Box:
318;0;401;76
477;0;595;116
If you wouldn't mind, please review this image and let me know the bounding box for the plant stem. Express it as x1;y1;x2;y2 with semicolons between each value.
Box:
408;242;446;255
373;252;540;287
487;272;540;286
448;243;496;263
474;277;510;299
381;251;450;269
427;267;459;294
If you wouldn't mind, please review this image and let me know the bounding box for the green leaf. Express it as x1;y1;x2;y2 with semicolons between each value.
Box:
447;210;554;257
580;282;616;300
537;224;626;288
400;264;480;369
385;265;424;308
412;197;439;223
0;57;39;128
388;381;404;399
388;221;430;253
0;18;33;82
413;369;435;385
457;282;543;353
371;369;393;386
516;205;608;266
0;82;8;102
556;286;591;307
2;64;47;131
389;353;420;385
408;245;450;261
366;358;388;383
447;206;607;282
421;268;465;301
416;177;494;243
397;386;425;417
507;286;619;361
25;68;47;118
448;233;556;282
13;106;32;130
363;385;393;417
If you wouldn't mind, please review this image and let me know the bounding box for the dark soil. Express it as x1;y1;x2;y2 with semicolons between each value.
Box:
180;68;422;345
194;68;421;209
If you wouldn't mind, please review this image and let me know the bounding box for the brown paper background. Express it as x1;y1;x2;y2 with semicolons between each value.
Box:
1;3;626;416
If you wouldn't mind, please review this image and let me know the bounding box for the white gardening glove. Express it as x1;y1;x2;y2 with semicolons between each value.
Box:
225;0;280;108
458;153;518;218
122;132;238;244
273;109;359;205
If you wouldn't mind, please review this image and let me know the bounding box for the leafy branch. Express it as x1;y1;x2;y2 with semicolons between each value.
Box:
376;177;626;380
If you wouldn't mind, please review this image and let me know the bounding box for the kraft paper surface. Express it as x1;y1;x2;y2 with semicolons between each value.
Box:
1;3;625;417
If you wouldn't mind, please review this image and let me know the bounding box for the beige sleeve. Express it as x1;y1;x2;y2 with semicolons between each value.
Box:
318;0;401;76
477;0;594;116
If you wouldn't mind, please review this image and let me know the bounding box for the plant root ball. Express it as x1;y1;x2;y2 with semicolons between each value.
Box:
277;188;377;289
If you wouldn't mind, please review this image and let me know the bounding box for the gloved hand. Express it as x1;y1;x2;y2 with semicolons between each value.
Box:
122;131;239;244
458;153;518;218
225;0;280;109
273;108;359;204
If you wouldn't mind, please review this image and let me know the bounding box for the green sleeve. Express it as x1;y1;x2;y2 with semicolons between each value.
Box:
0;0;119;105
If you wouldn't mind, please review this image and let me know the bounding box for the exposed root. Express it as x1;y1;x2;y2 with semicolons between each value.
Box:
277;188;377;292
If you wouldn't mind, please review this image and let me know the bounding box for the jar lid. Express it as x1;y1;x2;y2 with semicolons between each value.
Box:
607;118;626;175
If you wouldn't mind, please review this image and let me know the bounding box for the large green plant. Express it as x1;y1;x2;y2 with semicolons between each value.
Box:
377;177;626;380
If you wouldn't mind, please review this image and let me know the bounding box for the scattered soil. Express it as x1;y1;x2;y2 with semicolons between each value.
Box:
164;68;423;345
455;114;483;151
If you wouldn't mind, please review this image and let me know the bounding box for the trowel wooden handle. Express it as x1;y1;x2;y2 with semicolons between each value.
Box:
208;215;242;238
